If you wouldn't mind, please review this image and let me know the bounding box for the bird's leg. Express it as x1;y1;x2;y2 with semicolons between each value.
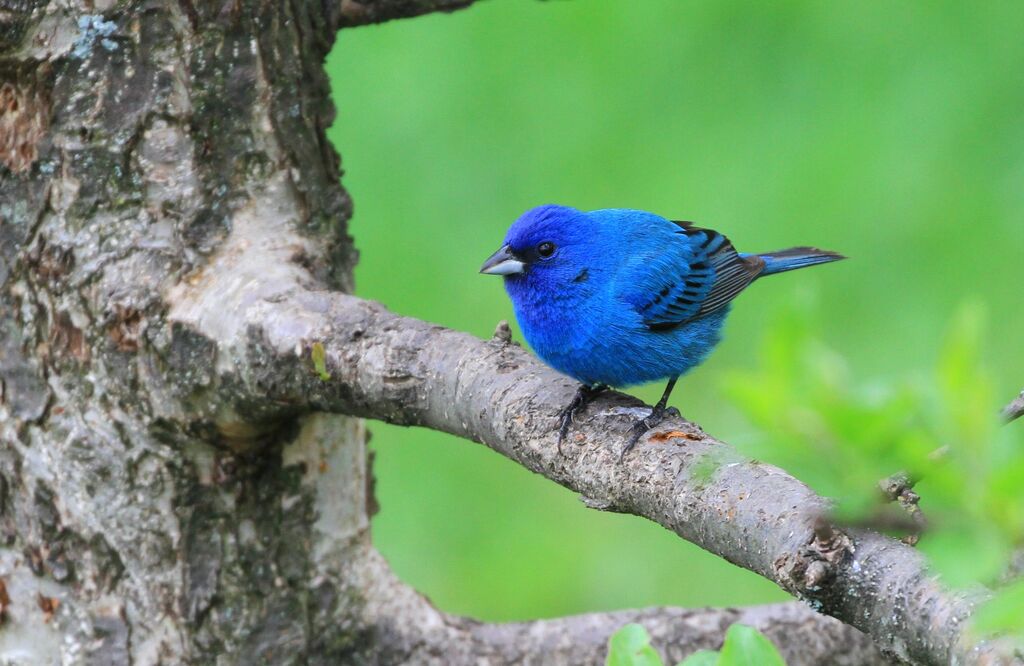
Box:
557;383;607;451
620;376;679;461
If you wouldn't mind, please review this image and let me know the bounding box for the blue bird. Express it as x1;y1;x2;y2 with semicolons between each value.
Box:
480;205;844;458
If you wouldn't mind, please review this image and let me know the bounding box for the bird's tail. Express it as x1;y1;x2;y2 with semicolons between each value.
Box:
756;247;846;276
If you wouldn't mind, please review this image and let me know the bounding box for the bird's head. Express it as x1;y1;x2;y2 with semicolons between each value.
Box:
479;205;597;291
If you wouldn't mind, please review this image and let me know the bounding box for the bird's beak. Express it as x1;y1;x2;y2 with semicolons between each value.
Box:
479;245;525;275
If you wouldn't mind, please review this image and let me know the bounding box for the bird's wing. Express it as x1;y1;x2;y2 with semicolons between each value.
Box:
620;222;765;331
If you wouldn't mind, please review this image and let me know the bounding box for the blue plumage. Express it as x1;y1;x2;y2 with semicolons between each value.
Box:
480;204;844;456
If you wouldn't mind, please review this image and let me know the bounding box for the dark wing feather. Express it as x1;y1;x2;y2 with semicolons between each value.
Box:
634;224;764;331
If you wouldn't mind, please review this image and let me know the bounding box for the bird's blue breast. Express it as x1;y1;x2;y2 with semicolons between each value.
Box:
507;273;728;387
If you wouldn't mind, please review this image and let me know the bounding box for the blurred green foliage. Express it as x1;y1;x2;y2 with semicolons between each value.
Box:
725;302;1024;639
325;0;1024;623
723;303;1020;555
972;579;1024;646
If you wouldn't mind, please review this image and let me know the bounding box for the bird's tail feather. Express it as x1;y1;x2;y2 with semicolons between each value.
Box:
756;247;846;276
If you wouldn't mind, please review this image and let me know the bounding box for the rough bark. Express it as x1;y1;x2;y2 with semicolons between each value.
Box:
0;1;371;661
0;0;981;665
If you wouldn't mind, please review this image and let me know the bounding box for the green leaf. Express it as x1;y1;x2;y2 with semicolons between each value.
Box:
677;649;719;666
311;342;331;381
718;624;786;666
607;624;664;666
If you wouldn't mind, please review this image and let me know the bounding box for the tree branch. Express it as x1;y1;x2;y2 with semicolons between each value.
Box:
354;549;886;665
1003;388;1024;423
338;0;478;27
167;246;999;666
877;471;926;545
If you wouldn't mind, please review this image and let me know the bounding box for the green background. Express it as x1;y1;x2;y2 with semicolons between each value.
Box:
326;0;1024;621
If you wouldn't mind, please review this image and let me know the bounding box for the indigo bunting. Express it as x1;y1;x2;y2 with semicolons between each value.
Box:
480;205;844;458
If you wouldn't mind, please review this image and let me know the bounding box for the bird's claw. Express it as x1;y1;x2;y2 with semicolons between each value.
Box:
557;384;606;453
618;405;675;462
556;406;577;450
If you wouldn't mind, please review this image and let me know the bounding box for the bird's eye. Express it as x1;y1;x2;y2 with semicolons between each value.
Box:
537;242;556;258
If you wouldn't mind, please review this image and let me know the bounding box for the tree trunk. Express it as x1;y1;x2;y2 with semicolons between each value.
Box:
0;1;373;662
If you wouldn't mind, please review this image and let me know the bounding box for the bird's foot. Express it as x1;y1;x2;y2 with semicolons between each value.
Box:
557;384;606;452
619;404;677;461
